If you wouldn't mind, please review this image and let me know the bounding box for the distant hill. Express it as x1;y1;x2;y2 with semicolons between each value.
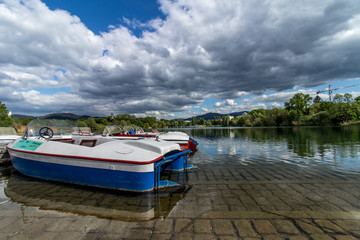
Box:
184;111;248;121
228;111;248;117
12;113;92;121
41;113;92;120
12;114;36;120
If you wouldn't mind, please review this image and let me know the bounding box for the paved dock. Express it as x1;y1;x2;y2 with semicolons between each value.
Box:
0;156;359;239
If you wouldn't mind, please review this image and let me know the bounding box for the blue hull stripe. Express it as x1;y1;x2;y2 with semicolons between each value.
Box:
12;156;155;192
164;150;197;171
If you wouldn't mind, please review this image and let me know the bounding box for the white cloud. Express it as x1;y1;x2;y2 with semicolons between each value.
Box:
242;89;316;104
215;99;237;108
1;0;360;117
270;102;281;109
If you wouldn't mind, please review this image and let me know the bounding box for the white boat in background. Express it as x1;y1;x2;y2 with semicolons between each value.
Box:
7;119;192;192
102;125;198;152
0;127;20;164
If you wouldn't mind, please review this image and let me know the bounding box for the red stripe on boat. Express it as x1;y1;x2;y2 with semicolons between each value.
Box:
7;146;164;165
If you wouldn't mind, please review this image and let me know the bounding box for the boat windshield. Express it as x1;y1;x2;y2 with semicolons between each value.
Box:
0;127;17;136
101;125;123;136
135;126;145;133
123;125;136;134
23;119;81;139
79;127;93;135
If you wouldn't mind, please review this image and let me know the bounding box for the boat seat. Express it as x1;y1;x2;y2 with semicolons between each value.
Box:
63;139;75;144
79;139;97;147
50;139;75;144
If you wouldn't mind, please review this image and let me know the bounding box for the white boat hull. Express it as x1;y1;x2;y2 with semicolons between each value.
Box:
7;137;191;192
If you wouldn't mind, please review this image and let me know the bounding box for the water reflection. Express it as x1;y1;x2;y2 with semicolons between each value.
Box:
0;180;9;205
184;126;360;173
4;173;189;221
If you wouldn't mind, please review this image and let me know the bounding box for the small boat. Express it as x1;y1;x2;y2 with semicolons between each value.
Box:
7;119;192;192
102;125;198;152
0;127;20;164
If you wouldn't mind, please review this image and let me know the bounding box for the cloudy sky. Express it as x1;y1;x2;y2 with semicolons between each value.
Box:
1;0;359;119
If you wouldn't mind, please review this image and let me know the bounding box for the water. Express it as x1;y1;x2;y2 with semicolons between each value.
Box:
187;126;360;174
0;126;359;239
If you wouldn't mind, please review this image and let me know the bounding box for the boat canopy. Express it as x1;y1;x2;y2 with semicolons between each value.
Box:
23;119;81;139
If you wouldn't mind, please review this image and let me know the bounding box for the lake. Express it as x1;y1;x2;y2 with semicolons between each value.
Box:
0;126;359;239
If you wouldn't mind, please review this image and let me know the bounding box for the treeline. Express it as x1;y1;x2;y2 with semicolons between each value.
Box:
75;114;171;133
229;93;360;127
1;113;172;134
1;92;360;132
174;93;360;127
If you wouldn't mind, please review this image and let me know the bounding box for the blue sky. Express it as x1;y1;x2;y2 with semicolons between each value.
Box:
0;0;359;119
43;0;165;36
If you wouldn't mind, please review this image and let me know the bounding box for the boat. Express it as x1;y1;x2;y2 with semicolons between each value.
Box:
7;119;192;192
102;125;198;152
0;127;20;164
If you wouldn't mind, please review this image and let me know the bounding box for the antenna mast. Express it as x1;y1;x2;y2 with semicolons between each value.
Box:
316;84;355;101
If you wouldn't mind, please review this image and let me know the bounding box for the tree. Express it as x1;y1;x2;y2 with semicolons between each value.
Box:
75;120;87;127
285;93;312;112
116;114;136;122
86;118;101;133
300;111;331;126
0;102;12;127
313;95;322;103
119;120;127;126
244;119;253;127
192;116;197;126
333;94;344;103
354;102;360;118
329;102;357;124
284;93;312;121
344;93;353;103
309;103;321;115
199;118;205;125
230;117;238;126
236;116;245;126
222;115;230;126
320;101;335;112
173;120;179;128
95;118;108;125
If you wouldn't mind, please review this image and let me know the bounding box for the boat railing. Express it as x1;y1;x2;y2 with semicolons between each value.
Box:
154;150;191;189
